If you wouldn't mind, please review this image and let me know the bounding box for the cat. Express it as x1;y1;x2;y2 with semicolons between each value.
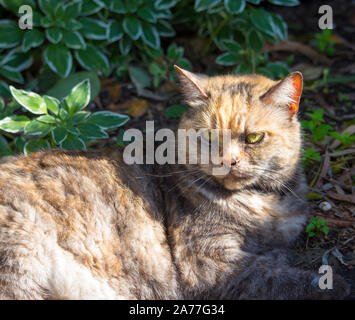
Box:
0;66;350;300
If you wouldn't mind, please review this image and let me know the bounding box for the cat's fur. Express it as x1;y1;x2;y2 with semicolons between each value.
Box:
0;67;349;299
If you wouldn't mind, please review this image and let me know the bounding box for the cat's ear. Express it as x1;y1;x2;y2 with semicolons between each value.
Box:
261;72;303;117
174;65;208;102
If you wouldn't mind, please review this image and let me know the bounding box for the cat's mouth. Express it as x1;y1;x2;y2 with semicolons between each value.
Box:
230;169;253;180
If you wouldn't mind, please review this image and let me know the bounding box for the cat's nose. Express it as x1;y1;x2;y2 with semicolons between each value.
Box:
221;155;239;167
230;156;238;166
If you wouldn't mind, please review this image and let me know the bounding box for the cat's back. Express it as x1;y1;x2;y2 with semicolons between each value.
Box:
0;150;179;299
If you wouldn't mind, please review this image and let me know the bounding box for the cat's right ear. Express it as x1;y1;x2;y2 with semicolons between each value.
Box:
174;65;208;104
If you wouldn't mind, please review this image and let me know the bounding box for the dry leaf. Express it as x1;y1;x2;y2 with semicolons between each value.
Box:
119;100;149;117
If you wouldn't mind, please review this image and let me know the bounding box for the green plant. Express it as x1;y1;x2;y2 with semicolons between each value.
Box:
0;0;298;94
148;43;192;88
0;79;129;155
301;109;334;144
172;0;298;76
306;216;329;238
313;29;335;56
302;146;321;164
330;131;355;148
0;0;114;83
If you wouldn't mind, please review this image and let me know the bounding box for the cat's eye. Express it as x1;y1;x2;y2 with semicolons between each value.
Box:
246;133;264;144
201;130;218;143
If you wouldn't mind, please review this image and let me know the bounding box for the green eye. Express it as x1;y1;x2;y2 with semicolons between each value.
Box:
246;133;264;144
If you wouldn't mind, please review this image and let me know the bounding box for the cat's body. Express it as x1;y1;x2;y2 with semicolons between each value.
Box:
0;68;349;299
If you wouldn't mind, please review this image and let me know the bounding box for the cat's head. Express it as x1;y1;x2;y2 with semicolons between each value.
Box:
175;65;303;191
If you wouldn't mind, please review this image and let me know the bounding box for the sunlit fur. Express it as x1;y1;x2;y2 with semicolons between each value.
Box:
0;69;349;300
178;73;302;191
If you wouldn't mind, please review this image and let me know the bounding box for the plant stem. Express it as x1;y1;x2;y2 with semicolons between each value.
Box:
202;14;232;57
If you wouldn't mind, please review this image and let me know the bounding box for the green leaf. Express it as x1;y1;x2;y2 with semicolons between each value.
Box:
24;139;51;155
167;43;183;60
40;16;53;28
14;136;26;153
250;9;275;38
156;21;175;37
268;0;299;6
86;111;129;129
36;115;57;124
22;29;45;52
0;20;23;49
0;134;11;156
0;68;23;84
126;0;139;13
216;52;239;66
68;111;90;125
64;19;82;30
10;86;47;114
44;44;73;78
75;44;109;74
45;27;63;44
123;17;142;40
0;0;35;13
47;71;100;101
164;104;189;118
38;0;57;17
78;122;108;139
54;5;66;20
194;0;221;12
24;120;51;136
224;0;246;14
60;134;86;151
247;0;261;4
52;126;67;144
80;17;107;40
266;61;290;78
63;31;86;49
43;95;60;115
220;39;242;53
9;54;27;72
138;5;157;23
109;1;126;13
0;79;10;97
141;23;160;49
270;13;288;41
155;0;178;10
64;125;80;136
107;20;123;42
64;0;82;19
128;66;151;94
177;57;192;70
248;29;264;53
81;0;103;15
0;115;30;133
119;35;132;55
64;79;91;115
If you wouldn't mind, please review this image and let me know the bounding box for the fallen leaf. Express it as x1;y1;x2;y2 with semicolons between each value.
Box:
119;99;149;117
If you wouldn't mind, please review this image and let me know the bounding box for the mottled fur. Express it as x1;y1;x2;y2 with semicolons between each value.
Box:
0;68;349;299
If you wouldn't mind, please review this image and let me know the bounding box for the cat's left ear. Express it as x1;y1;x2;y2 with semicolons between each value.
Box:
261;72;303;117
174;65;208;101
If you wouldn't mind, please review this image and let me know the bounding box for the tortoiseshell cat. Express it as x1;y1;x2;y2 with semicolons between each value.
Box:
0;66;349;300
